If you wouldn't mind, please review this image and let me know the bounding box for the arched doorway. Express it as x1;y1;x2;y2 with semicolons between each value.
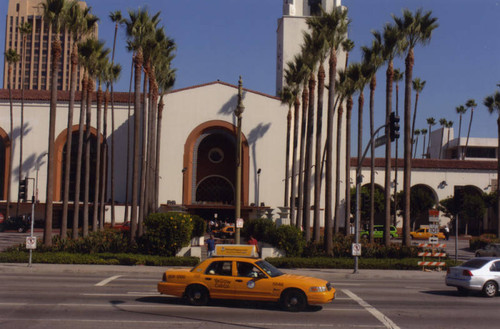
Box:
183;120;249;222
0;127;9;200
55;126;101;202
409;184;438;230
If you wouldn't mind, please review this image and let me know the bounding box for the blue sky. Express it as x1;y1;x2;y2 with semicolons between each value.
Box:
2;0;500;155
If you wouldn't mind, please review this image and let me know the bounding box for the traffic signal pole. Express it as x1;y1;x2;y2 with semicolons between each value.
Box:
354;113;399;273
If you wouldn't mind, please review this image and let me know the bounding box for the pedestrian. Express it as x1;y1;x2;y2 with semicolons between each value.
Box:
444;226;450;240
247;235;259;255
206;234;216;257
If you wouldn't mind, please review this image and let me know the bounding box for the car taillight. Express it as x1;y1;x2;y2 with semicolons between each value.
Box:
462;270;473;277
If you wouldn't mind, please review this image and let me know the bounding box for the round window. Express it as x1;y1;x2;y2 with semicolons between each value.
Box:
208;148;224;163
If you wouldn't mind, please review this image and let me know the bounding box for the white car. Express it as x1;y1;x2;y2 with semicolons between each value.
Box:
446;257;500;297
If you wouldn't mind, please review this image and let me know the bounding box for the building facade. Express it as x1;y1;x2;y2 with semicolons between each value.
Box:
3;0;96;91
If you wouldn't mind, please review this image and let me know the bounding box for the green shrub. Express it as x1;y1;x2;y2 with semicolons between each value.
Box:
242;218;277;243
191;215;206;238
139;212;194;256
275;225;306;257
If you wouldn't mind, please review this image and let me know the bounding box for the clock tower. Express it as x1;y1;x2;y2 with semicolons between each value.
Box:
276;0;342;95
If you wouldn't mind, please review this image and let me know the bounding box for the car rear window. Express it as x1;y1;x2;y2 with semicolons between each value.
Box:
462;259;490;269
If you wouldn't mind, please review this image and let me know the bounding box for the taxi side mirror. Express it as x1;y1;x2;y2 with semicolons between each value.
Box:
258;272;267;279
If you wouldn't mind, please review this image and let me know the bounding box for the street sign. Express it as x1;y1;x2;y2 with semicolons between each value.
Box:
236;218;244;228
26;236;37;250
429;225;439;235
429;209;440;223
428;236;439;244
374;135;386;148
352;243;362;256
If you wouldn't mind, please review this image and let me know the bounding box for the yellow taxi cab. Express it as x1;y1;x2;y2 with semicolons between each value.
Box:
157;245;335;312
213;225;235;238
410;227;445;240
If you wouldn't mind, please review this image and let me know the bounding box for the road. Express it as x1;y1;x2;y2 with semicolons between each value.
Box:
1;264;499;329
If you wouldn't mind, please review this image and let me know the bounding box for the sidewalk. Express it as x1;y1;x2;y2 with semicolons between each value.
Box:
0;262;446;281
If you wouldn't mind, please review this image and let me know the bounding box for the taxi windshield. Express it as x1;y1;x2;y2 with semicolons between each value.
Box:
256;260;283;277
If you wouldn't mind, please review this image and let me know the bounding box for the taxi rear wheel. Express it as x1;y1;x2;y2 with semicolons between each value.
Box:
185;285;209;306
281;289;307;312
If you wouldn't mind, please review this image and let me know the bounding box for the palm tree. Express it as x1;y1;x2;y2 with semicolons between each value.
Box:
283;57;306;226
280;86;295;213
413;129;421;158
483;90;500;237
393;9;438;246
155;60;176;211
445;120;454;157
300;30;320;242
4;48;20;223
109;10;123;227
392;68;404;228
438;118;447;159
426;117;436;158
455;105;467;159
411;78;426;157
361;34;383;244
124;8;160;240
463;99;477;160
72;12;98;240
420;128;428;159
307;5;348;249
62;3;97;239
92;48;110;232
16;22;32;217
42;0;71;246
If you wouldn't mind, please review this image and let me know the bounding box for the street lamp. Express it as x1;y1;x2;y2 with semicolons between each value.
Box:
235;77;245;244
256;168;261;206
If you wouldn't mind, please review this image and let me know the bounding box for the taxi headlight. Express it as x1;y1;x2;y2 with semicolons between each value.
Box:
309;286;327;293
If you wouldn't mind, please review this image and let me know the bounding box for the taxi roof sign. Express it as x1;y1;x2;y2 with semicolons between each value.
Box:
215;244;258;257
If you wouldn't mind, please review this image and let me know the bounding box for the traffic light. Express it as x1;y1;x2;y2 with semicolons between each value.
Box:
454;185;465;208
389;112;400;141
18;178;27;202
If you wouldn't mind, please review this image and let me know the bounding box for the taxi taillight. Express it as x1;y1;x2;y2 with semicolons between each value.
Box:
326;282;332;291
162;273;167;282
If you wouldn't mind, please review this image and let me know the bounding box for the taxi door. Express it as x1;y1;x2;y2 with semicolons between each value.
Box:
232;261;276;301
202;260;237;298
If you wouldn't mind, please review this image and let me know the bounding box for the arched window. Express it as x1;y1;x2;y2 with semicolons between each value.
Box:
196;176;234;205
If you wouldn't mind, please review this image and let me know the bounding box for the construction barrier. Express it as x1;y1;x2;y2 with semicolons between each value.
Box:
418;243;446;270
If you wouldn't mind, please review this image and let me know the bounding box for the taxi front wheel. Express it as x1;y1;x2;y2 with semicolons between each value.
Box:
281;289;307;312
185;285;209;306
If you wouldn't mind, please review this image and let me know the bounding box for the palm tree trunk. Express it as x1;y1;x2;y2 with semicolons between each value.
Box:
130;49;143;241
6;66;13;223
325;48;337;251
17;35;28;216
91;85;102;231
303;74;316;242
110;22;119;226
99;90;109;230
344;97;353;234
422;134;426;159
289;97;300;226
61;44;78;239
384;61;393;246
410;93;419;157
138;61;149;236
497;116;500;238
296;88;308;228
83;78;94;237
72;75;88;239
284;107;291;210
333;104;343;235
464;109;474;160
155;97;164;209
369;77;376;244
403;49;414;247
313;65;325;242
44;38;62;246
124;58;134;223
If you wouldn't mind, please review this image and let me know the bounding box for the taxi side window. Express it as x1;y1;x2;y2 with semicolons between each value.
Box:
237;261;262;278
205;261;233;276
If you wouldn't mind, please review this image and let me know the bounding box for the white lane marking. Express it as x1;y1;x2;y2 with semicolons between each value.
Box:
0;303;27;306
343;289;401;329
82;292;160;297
0;318;385;327
95;275;122;287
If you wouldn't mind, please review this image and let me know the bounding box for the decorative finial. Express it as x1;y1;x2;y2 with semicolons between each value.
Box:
235;76;245;116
